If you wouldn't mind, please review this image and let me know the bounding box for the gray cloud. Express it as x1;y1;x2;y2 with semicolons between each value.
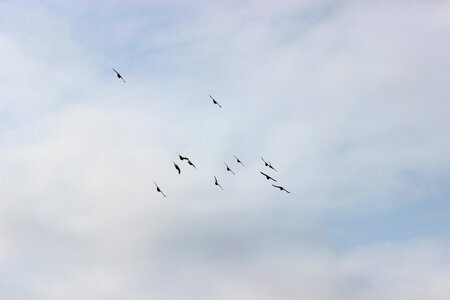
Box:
1;0;450;299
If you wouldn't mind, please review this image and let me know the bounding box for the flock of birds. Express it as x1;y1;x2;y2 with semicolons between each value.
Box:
113;68;290;198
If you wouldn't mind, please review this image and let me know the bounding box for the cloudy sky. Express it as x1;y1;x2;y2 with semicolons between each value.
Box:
1;0;450;299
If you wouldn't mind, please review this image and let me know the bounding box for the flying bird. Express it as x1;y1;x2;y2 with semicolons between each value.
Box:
177;152;189;161
214;176;223;190
224;162;235;175
209;95;222;108
187;159;197;169
272;184;290;194
260;171;277;182
234;155;244;166
154;181;166;197
261;157;277;171
173;161;181;174
112;68;126;83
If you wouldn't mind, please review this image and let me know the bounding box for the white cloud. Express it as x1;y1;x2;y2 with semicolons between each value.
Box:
0;0;450;298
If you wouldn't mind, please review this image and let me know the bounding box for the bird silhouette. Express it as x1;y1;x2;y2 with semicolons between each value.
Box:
173;161;181;174
154;181;166;197
260;171;277;182
209;95;222;108
224;162;235;175
177;152;189;161
187;159;197;169
272;184;290;193
214;176;223;190
261;157;277;171
112;68;126;83
234;155;244;166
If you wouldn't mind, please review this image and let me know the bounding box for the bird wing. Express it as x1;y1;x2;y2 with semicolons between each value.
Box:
260;171;268;177
112;68;119;74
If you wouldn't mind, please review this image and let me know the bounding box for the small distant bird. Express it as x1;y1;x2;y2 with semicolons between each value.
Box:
260;171;277;182
272;184;290;194
214;176;223;190
173;161;181;174
209;95;222;108
187;159;197;169
224;162;235;175
177;152;188;161
112;68;126;83
261;157;277;171
234;155;244;166
154;181;166;197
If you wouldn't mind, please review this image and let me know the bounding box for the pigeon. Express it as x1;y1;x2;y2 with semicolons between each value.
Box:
214;176;223;190
261;157;277;171
154;181;166;197
187;159;197;169
177;152;189;161
260;171;277;182
173;161;181;174
209;95;222;108
234;155;244;166
224;162;235;175
112;68;126;83
272;184;290;194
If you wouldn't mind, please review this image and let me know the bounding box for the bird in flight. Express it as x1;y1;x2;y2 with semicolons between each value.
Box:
209;95;222;108
112;68;126;83
261;157;277;171
187;159;197;169
224;162;235;175
272;184;290;193
173;161;181;174
154;181;166;197
214;176;223;190
234;155;244;166
177;152;189;161
260;171;277;182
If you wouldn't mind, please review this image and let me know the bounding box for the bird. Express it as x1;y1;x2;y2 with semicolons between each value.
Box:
154;181;166;197
260;171;277;182
173;161;181;174
187;159;197;169
214;176;223;190
112;68;126;83
177;152;189;161
272;184;290;193
234;155;244;166
224;162;235;175
261;157;277;171
209;95;222;108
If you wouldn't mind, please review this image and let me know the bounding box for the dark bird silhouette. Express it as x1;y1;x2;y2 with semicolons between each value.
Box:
261;157;277;171
154;181;166;197
214;176;223;190
234;155;244;166
187;159;197;169
224;162;235;175
177;152;188;161
260;171;277;182
272;184;290;193
112;68;126;83
209;95;222;108
173;161;181;174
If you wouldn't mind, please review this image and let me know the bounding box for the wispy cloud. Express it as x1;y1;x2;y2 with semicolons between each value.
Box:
1;0;450;298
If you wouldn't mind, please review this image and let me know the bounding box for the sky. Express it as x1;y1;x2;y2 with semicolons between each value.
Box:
0;0;450;299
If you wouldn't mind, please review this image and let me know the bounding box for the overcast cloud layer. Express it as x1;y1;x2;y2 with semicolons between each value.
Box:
1;0;450;299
